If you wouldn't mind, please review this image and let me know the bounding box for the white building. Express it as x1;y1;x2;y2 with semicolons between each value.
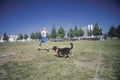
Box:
82;27;88;37
82;24;94;38
9;35;18;42
88;24;94;31
88;24;94;38
0;36;4;42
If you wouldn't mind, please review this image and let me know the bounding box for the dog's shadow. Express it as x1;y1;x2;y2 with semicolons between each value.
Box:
54;55;65;58
54;55;68;58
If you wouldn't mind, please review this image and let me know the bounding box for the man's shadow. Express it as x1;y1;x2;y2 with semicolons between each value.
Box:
37;48;49;51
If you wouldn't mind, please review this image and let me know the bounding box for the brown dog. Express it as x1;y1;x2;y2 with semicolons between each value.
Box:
52;43;73;58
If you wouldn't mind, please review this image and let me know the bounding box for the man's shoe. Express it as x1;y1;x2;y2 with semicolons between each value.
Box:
37;47;41;50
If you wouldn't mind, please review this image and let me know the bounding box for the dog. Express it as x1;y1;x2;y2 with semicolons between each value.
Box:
52;43;73;58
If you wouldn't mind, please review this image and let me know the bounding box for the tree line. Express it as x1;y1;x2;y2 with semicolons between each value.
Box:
1;23;120;41
0;23;103;41
49;23;103;39
108;24;120;39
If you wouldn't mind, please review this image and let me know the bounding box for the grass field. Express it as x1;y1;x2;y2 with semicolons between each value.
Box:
0;40;120;80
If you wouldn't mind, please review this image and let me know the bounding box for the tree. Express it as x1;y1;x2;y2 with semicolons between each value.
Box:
17;33;23;40
99;28;103;35
58;27;65;39
3;32;9;41
78;28;84;36
24;34;28;40
46;33;51;39
68;28;74;37
104;32;108;39
74;26;79;37
35;32;41;39
51;24;57;38
108;26;117;39
30;32;35;39
117;24;120;39
93;23;100;36
0;35;1;39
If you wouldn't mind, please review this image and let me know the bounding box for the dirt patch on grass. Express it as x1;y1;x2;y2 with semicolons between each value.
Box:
73;59;98;69
0;52;35;64
0;51;35;79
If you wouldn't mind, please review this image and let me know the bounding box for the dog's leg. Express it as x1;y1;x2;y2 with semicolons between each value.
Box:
67;51;72;58
65;54;69;58
70;50;73;57
68;54;72;58
57;51;60;57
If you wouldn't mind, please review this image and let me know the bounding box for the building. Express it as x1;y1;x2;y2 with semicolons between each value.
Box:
82;27;88;37
82;24;94;38
9;35;18;42
0;36;4;42
88;24;94;38
88;24;94;31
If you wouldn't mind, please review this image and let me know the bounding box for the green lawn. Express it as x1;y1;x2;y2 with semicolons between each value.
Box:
0;40;120;80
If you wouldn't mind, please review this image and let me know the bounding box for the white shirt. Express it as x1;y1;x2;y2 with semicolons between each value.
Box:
40;27;47;37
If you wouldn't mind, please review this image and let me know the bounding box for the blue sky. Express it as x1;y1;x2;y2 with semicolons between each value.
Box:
0;0;120;36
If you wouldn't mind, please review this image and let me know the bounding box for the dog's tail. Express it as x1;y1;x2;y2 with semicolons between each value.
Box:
70;43;73;49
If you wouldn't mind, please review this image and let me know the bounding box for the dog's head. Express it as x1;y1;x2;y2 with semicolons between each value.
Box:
52;46;57;51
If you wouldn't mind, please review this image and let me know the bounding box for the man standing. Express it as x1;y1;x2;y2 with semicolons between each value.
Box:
37;27;49;51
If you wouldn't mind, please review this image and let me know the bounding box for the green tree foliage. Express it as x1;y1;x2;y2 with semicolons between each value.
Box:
108;24;120;39
99;28;103;35
35;32;41;39
58;27;65;39
93;23;100;36
108;26;117;39
79;28;84;36
74;26;79;37
68;28;74;37
3;32;9;41
30;33;35;39
117;24;120;39
104;32;108;39
17;33;23;40
51;24;57;38
24;34;28;40
46;33;51;39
